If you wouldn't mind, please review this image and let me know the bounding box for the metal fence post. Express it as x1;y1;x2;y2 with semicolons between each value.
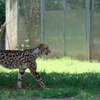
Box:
86;0;91;61
63;0;66;56
40;0;44;43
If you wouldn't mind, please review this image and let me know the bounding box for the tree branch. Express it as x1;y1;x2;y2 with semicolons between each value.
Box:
0;22;7;38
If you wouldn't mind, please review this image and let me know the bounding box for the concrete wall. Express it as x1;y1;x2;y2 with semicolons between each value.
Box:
6;0;17;50
6;0;40;50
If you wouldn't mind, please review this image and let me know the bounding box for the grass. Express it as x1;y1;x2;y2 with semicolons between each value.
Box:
0;57;100;100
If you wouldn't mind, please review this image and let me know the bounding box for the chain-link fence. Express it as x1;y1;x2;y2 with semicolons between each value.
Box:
6;0;100;60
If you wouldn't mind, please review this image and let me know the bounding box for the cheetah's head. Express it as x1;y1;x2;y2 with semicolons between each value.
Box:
38;43;51;55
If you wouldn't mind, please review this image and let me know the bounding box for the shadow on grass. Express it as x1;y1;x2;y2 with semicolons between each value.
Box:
0;71;100;98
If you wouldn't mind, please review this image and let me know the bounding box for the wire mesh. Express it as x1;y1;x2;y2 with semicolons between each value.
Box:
6;0;100;60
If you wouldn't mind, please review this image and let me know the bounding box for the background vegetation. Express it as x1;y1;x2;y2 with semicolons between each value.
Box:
0;0;5;26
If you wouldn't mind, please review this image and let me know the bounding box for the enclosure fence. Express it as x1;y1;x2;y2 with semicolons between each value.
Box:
6;0;100;60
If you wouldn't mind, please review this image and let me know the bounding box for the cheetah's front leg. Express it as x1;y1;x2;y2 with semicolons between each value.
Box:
29;67;50;90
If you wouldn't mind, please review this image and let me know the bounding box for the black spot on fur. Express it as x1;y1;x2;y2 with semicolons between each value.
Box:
18;79;22;81
20;72;24;75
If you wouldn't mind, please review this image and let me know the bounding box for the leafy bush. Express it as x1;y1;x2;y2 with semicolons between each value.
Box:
0;0;5;26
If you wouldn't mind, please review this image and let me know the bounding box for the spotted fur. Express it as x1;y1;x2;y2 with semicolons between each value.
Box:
0;43;51;90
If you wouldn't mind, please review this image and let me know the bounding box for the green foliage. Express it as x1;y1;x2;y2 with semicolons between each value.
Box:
0;57;100;99
18;0;40;27
15;39;31;50
45;0;85;11
0;0;5;26
94;0;100;12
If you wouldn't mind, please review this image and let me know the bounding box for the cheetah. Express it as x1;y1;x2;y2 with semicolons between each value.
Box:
0;43;51;90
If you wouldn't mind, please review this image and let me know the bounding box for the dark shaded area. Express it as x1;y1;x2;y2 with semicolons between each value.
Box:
0;0;6;50
0;71;100;98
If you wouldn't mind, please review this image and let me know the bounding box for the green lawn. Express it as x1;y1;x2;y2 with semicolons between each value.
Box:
0;57;100;100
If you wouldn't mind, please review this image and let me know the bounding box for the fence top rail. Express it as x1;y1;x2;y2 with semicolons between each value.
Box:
45;0;62;1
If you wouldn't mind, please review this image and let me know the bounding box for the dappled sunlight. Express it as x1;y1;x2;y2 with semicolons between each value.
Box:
0;66;18;73
1;57;100;74
37;57;100;74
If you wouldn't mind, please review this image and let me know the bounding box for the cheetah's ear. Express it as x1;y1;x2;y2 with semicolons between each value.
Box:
38;43;44;49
